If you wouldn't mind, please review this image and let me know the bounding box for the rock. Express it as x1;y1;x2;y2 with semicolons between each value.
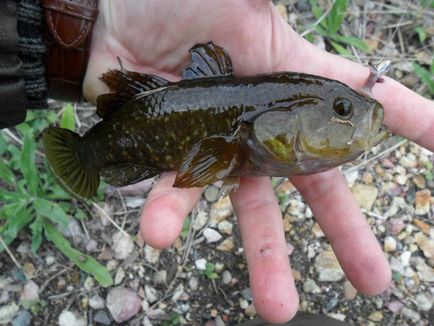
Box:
58;310;86;326
83;277;94;292
145;286;159;303
276;4;288;21
415;292;433;311
0;303;19;324
195;258;207;270
400;251;411;266
415;190;431;215
23;263;36;279
144;245;160;264
401;307;420;323
11;310;31;326
217;237;235;252
94;310;111;325
415;233;434;259
312;223;324;238
210;196;233;225
222;271;232;285
368;311;383;322
45;256;56;266
244;304;257;318
154;270;167;284
413;218;430;234
239;299;249;309
114;267;125;285
106;287;141;323
58;216;85;245
241;288;252;301
192;210;208;230
351;184;378;211
386;300;404;313
287;242;294;256
387;218;405;235
203;228;222;243
20;281;39;309
384;197;410;218
218;221;233;235
125;196;145;209
394;174;408;186
412;175;426;189
85;239;98;252
112;231;134;260
188;277;199;291
106;260;118;272
204;185;220;202
345;170;359;187
384;236;397;252
143;316;153;326
89;295;105;310
171;284;185;302
303;278;320;293
415;258;434;282
315;248;344;282
343;280;357;300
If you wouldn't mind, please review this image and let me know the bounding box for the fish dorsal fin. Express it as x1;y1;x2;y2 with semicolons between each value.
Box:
96;69;169;119
182;42;234;80
173;136;241;188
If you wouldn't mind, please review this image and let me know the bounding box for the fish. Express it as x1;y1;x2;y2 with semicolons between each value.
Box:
43;42;389;199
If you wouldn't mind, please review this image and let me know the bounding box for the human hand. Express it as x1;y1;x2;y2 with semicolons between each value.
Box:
83;1;434;323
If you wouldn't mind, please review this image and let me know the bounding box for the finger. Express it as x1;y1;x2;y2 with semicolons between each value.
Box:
230;176;298;324
291;169;391;294
284;29;434;152
140;172;202;249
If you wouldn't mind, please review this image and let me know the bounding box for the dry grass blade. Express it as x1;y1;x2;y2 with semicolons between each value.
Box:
91;202;130;238
0;235;22;270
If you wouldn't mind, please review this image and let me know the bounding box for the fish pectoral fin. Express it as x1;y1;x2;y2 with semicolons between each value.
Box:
174;136;241;188
100;163;160;187
182;42;234;80
96;69;169;119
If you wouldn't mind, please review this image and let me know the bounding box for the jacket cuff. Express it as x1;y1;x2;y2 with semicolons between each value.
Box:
18;0;48;110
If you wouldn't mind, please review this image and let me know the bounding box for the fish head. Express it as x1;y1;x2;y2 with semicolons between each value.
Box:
251;85;389;174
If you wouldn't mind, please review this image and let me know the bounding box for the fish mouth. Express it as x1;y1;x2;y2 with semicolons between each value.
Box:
352;102;389;151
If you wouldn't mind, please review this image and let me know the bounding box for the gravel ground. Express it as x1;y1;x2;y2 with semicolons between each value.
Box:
0;1;433;325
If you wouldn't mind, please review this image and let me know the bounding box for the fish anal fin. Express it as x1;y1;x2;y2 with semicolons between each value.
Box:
182;42;234;80
100;163;160;187
173;136;241;188
96;69;169;119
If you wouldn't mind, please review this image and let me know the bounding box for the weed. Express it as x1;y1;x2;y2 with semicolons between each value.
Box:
307;0;370;56
0;107;112;287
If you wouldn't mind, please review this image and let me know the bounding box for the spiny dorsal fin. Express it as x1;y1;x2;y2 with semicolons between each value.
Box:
96;69;169;119
182;42;234;80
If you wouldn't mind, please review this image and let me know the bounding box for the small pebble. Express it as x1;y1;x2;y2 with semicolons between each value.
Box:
106;287;141;323
217;221;233;235
343;280;357;300
195;258;207;270
58;310;86;326
94;310;111;325
11;310;31;326
89;295;105;310
204;228;222;243
112;232;134;260
384;236;397;252
216;237;235;252
303;278;321;294
222;271;232;285
114;267;125;285
188;277;199;291
315;248;344;282
204;185;220;202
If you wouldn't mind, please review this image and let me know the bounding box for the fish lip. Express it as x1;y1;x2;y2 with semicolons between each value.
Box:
367;102;389;147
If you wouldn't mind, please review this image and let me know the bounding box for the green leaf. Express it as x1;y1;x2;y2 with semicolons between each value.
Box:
413;62;434;94
21;132;39;195
309;0;328;29
0;133;7;156
44;222;113;287
414;27;427;43
0;202;26;219
0;159;15;186
34;198;69;227
60;104;75;132
0;189;28;201
7;207;34;238
328;0;348;34
330;34;371;52
30;216;44;252
330;40;352;56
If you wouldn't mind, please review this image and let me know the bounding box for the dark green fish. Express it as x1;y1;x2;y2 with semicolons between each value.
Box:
43;42;388;198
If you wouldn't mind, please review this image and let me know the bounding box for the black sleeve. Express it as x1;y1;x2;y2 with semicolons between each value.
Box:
0;0;47;129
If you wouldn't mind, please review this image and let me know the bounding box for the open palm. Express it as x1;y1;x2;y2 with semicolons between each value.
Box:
83;1;434;323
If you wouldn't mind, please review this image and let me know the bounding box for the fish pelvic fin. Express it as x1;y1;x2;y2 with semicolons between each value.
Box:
97;69;169;119
43;127;99;199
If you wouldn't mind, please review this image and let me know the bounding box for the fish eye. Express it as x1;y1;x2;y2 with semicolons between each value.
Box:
333;98;353;119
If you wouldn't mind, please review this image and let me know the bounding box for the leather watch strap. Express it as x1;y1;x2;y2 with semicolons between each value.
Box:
42;0;98;101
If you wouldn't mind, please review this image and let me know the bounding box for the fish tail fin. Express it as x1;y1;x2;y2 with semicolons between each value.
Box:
43;127;99;198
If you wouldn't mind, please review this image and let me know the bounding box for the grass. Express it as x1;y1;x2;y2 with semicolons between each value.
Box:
0;107;112;287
